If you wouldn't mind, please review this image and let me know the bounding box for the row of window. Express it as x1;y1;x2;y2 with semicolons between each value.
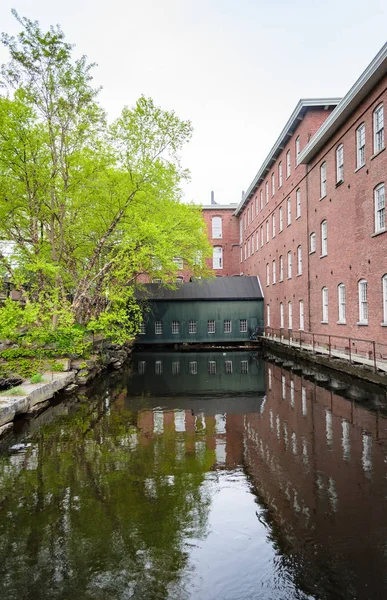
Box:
138;359;249;375
241;136;302;233
265;246;303;286
242;191;302;260
140;319;249;335
266;275;387;329
320;103;384;199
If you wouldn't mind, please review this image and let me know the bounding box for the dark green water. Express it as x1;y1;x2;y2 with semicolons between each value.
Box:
1;350;387;600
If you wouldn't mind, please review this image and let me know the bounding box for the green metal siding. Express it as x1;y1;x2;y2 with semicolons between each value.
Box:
138;299;263;344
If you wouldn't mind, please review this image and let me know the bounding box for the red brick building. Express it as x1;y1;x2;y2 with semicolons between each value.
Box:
213;42;387;346
201;203;240;276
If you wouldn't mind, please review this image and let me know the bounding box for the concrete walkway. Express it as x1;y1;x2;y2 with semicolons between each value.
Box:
0;371;75;432
264;334;387;374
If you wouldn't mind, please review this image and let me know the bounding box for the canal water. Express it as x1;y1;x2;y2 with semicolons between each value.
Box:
1;350;387;600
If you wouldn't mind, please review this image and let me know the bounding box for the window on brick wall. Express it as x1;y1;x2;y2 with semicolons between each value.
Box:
310;231;316;253
266;263;270;286
247;208;250;226
266;220;269;243
299;300;304;330
279;161;283;188
287;251;292;279
336;144;344;183
255;195;258;215
295;136;300;162
213;246;223;269
338;283;346;324
272;213;276;237
320;162;327;198
321;220;327;256
322;287;328;322
374;183;385;233
260;226;264;247
288;301;293;329
265;181;269;204
247;238;250;257
358;279;368;324
296;188;301;218
356;123;366;168
272;259;276;284
279;206;283;232
173;257;184;270
271;172;275;196
297;245;302;275
212;216;222;238
280;302;284;328
287;197;291;226
267;304;271;327
239;218;243;244
256;231;259;251
286;150;291;178
251;236;254;255
383;274;387;324
374;103;384;154
279;255;283;281
244;243;247;260
260;190;263;210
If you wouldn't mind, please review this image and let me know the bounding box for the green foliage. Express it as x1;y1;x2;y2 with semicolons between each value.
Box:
0;386;24;396
30;373;44;383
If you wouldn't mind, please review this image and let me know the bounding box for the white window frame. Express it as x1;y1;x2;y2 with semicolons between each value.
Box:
267;304;271;327
265;181;269;204
374;183;385;233
286;150;291;178
272;259;276;284
338;283;346;324
266;220;269;243
208;361;216;375
296;188;301;219
255;196;258;215
266;263;270;286
212;216;222;239
272;213;276;237
256;231;259;251
213;246;223;269
172;320;180;334
279;206;283;232
240;319;248;333
241;360;248;374
260;226;264;247
225;360;233;374
288;301;293;330
189;320;197;334
322;287;328;323
287;197;291;225
297;245;302;275
189;361;197;375
356;123;366;168
287;250;292;279
155;321;163;335
279;161;283;188
321;220;327;256
208;319;216;334
260;190;263;210
310;232;316;253
271;172;275;196
373;103;384;154
336;144;344;183
244;243;247;260
299;300;304;331
358;279;368;324
224;319;232;333
279;255;283;281
382;274;387;324
247;238;251;257
295;136;300;162
280;302;284;328
320;162;327;198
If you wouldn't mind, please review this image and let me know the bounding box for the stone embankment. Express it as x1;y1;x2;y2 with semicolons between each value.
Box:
0;341;133;436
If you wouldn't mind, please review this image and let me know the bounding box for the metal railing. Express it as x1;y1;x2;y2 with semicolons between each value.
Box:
264;326;387;373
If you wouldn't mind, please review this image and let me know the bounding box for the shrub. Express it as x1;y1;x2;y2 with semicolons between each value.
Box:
30;373;44;384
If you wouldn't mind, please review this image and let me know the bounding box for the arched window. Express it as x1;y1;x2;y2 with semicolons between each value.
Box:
295;136;300;161
267;304;271;327
287;251;292;279
297;245;302;275
278;161;283;188
286;150;291;177
272;213;276;237
320;162;327;198
373;103;384;153
296;188;301;218
358;279;368;324
279;255;283;281
299;300;304;331
374;183;385;233
322;287;328;322
265;181;269;203
271;172;275;196
213;246;223;269
321;220;327;256
356;123;365;168
336;144;344;183
272;260;276;284
266;263;270;286
310;232;316;253
212;216;222;238
288;301;293;330
280;302;284;328
338;283;346;323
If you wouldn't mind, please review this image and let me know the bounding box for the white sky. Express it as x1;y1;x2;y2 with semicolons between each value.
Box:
0;0;386;205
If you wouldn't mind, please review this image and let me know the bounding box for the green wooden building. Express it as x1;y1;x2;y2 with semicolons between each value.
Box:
135;276;264;344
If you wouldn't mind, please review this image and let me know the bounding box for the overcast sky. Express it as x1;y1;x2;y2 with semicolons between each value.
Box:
0;1;386;206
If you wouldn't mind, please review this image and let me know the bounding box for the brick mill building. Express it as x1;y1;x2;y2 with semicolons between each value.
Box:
206;42;387;347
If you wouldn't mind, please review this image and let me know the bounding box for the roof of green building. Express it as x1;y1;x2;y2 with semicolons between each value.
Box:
135;276;263;302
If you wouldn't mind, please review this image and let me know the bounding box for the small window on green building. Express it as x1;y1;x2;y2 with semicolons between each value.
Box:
189;361;197;375
208;361;216;374
224;319;232;333
240;319;248;333
225;360;233;374
138;361;146;374
155;321;163;335
139;323;146;335
172;361;180;375
172;321;180;334
241;360;248;374
208;320;215;334
189;320;197;334
155;360;163;375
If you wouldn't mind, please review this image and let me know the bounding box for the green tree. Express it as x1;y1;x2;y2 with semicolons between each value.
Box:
0;11;211;342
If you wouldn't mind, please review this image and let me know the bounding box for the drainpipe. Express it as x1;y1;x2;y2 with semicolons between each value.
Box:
306;163;311;331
